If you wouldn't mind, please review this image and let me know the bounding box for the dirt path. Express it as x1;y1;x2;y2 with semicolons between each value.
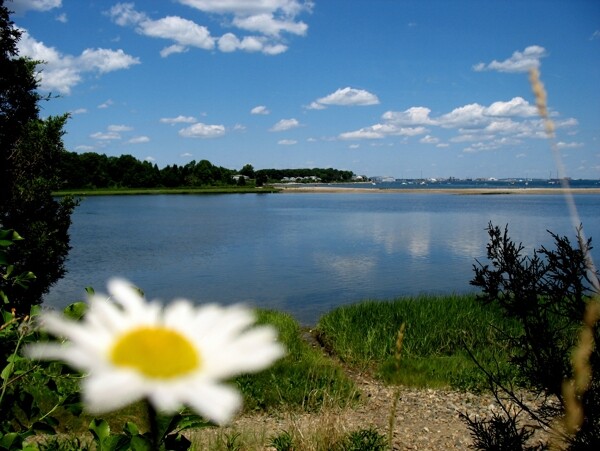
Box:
193;331;553;450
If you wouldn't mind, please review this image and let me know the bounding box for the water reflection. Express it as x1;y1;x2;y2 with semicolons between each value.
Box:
45;193;600;324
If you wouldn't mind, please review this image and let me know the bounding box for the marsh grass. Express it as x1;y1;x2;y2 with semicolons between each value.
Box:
52;186;279;196
237;310;358;412
316;294;522;390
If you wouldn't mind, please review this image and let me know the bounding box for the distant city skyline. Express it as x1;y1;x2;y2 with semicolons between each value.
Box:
11;0;600;179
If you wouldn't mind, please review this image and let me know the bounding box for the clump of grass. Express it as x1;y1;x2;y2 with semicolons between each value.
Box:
336;427;387;451
236;309;358;412
316;294;521;390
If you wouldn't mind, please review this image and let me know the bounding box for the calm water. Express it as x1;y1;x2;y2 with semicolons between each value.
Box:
45;193;600;324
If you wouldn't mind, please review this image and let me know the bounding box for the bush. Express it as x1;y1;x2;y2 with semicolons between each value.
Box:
466;222;600;450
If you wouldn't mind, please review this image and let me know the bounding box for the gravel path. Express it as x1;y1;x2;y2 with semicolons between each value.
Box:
193;367;555;450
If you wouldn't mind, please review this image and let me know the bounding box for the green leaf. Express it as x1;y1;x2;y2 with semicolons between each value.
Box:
29;305;41;318
171;414;210;432
84;286;95;296
163;433;192;451
63;302;87;320
123;421;139;437
1;362;14;381
129;435;152;451
0;432;21;449
89;418;111;442
104;435;132;451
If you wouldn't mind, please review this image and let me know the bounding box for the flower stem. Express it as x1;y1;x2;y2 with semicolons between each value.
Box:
146;399;160;450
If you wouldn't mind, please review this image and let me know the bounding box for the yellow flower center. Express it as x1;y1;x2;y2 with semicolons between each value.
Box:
110;326;200;379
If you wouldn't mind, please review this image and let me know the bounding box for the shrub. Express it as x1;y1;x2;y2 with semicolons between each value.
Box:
466;223;600;450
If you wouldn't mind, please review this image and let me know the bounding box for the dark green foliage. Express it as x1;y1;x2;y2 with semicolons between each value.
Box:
56;152;357;189
269;430;294;451
471;223;598;402
336;427;387;451
256;167;354;183
467;222;600;450
57;153;240;189
0;0;76;312
460;411;545;451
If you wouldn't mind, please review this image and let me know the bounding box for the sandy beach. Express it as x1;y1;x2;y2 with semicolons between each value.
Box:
275;185;600;195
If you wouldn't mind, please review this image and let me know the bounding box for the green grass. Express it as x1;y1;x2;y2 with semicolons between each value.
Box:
52;186;280;196
316;294;522;390
236;310;357;412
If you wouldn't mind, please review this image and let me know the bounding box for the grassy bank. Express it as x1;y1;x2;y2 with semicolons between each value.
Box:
52;186;281;196
316;294;521;390
16;294;522;449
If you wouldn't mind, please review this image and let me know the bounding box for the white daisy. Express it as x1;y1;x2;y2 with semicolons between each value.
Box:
26;278;285;425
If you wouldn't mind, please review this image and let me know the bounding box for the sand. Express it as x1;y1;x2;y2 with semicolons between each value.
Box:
275;185;600;195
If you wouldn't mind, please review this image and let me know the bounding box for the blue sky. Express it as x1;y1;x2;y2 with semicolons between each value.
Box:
10;0;600;179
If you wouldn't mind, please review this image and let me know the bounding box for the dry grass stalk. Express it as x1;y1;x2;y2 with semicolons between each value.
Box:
530;67;600;446
388;323;406;449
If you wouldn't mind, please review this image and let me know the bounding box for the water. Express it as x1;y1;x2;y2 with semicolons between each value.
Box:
45;192;600;325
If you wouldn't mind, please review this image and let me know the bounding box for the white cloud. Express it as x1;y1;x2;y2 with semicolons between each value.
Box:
382;107;434;125
438;103;487;128
75;145;95;151
556;141;584;149
310;87;379;109
110;1;311;55
179;123;226;138
90;131;121;140
160;115;198;124
70;108;87;114
590;30;600;41
138;16;215;50
306;101;325;110
129;136;151;144
232;13;307;36
160;44;188;57
485;97;538;117
217;33;280;54
251;105;270;115
180;152;194;157
98;99;114;109
176;0;313;16
108;124;133;132
16;30;139;94
278;139;297;145
473;45;547;73
108;3;147;26
420;135;439;144
55;13;67;23
11;0;62;14
339;95;577;151
270;118;300;131
144;156;156;161
339;124;427;140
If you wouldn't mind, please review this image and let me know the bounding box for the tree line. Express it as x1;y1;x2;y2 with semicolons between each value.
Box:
57;152;355;189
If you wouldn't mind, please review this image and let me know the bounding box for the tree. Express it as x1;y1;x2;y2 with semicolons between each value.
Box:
0;0;76;312
240;163;255;179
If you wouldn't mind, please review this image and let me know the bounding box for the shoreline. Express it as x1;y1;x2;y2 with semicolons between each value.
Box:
275;185;600;195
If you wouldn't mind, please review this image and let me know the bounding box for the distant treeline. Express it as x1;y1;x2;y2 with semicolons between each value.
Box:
254;168;354;183
57;151;354;189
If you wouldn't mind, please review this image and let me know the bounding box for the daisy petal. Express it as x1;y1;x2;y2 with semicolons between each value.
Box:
83;371;144;414
107;278;146;314
185;382;242;425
